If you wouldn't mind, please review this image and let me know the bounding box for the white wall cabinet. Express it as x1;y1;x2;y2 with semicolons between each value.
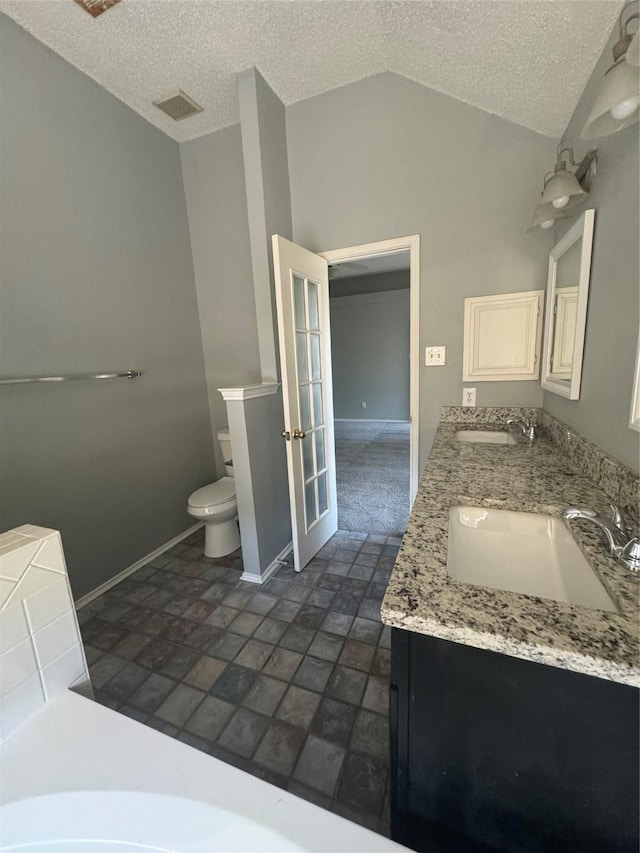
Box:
463;291;544;382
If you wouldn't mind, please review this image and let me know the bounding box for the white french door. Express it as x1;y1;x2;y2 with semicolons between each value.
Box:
272;235;338;572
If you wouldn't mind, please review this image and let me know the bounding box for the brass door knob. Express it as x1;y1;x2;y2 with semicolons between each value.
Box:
293;428;306;439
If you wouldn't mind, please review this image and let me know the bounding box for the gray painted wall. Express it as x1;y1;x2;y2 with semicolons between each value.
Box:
331;289;410;420
244;391;293;568
231;68;292;573
542;26;640;473
0;17;215;599
180;124;261;474
287;72;556;470
238;67;293;383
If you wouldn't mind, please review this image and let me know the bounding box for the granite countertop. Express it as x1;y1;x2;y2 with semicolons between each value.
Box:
381;419;639;687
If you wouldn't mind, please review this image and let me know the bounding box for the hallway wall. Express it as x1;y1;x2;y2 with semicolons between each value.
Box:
331;289;410;421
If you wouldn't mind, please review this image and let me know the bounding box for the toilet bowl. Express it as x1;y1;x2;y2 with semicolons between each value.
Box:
187;429;240;558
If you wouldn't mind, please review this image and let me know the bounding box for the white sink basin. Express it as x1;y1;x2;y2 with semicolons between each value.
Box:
447;506;616;612
456;430;517;445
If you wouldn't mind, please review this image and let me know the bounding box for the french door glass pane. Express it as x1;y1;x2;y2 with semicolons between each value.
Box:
302;434;314;480
310;334;321;381
317;472;328;515
308;280;319;331
312;382;323;427
296;332;308;383
315;430;325;471
293;275;306;330
299;384;311;432
305;480;317;526
290;269;332;534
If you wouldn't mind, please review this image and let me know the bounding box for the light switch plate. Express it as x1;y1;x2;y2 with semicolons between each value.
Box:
425;346;446;366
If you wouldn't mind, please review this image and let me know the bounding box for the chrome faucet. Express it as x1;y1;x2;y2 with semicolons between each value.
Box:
506;418;536;441
561;504;640;572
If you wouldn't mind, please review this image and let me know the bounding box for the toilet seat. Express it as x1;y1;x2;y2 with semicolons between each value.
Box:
188;477;235;509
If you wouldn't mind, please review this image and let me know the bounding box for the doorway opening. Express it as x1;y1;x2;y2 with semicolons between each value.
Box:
320;236;420;534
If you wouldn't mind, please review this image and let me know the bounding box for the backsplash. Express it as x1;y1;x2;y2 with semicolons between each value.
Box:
440;406;639;524
441;406;540;425
0;525;90;742
538;412;639;524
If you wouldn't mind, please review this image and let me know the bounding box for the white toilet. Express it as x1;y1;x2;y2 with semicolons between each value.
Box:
187;428;240;558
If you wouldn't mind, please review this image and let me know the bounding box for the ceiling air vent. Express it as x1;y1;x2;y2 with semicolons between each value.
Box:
153;90;203;122
73;0;121;18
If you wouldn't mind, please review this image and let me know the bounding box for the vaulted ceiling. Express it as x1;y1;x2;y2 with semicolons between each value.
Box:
0;0;622;142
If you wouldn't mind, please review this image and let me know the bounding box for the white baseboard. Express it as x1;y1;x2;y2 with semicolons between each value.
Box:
241;541;293;585
75;523;204;609
334;418;410;423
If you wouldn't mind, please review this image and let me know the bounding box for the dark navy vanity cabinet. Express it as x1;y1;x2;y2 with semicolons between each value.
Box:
389;628;639;853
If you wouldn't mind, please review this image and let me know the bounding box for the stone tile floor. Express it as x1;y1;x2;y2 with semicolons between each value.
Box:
77;527;402;836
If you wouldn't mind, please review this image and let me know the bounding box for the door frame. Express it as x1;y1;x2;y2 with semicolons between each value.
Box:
319;235;420;506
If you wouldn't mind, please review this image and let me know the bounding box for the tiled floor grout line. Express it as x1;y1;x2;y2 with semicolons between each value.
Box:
79;527;400;835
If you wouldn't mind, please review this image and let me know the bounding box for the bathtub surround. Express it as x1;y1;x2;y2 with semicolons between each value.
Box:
542;24;640;474
0;526;90;743
0;17;215;600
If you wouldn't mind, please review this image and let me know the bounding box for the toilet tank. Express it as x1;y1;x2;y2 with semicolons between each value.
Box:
217;428;233;476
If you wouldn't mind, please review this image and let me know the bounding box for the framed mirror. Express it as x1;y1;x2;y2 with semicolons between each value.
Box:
541;208;595;400
630;331;640;432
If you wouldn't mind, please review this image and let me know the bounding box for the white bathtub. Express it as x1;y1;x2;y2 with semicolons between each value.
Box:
0;691;405;853
1;791;305;851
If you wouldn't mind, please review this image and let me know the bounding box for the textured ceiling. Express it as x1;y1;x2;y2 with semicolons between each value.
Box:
0;0;622;142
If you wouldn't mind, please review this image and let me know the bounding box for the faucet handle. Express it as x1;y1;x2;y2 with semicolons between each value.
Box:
620;537;640;572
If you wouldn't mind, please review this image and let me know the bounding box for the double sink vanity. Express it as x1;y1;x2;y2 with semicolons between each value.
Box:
381;407;639;853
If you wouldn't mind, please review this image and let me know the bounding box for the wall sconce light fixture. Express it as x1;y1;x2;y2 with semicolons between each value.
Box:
528;199;568;232
582;1;639;139
528;140;597;231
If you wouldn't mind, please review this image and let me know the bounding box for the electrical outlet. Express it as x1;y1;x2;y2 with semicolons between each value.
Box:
361;401;367;409
425;346;446;366
463;387;476;407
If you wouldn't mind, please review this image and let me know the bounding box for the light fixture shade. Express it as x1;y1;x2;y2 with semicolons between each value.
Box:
540;169;587;210
582;59;640;139
527;202;568;233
